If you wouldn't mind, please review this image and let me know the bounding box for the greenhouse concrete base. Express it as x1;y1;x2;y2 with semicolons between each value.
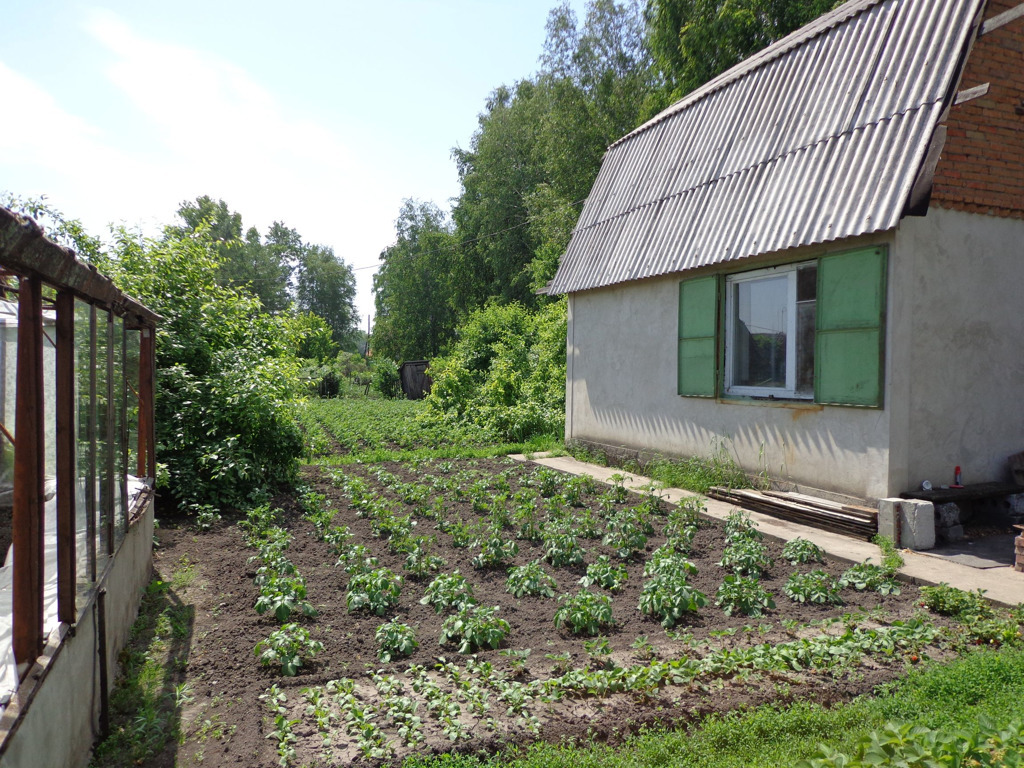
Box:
0;496;155;768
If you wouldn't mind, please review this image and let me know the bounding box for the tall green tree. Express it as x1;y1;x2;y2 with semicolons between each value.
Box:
645;0;840;99
294;243;358;349
372;200;458;362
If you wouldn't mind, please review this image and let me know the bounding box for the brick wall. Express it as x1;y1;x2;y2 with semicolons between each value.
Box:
931;0;1024;219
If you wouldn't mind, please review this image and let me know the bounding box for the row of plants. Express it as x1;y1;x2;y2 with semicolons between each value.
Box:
239;503;324;676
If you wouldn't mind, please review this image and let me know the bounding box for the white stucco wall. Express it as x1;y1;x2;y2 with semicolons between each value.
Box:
566;234;897;502
566;210;1024;501
893;206;1024;490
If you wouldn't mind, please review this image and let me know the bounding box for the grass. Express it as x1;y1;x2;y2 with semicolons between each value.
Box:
568;440;751;495
400;646;1024;768
297;397;563;464
90;560;195;767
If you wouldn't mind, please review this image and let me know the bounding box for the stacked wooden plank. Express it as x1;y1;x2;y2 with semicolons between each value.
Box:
707;487;878;540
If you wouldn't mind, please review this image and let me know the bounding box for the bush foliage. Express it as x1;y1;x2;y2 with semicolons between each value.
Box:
424;299;567;442
96;227;305;507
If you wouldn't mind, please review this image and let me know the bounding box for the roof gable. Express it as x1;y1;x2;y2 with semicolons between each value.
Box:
550;0;985;294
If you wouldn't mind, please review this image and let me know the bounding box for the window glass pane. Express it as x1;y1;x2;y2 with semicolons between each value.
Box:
42;296;57;631
125;330;140;482
732;275;787;389
0;283;17;665
796;265;817;395
113;316;125;549
74;300;95;603
97;310;110;558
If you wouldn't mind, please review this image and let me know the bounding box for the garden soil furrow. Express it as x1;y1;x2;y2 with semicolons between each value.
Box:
149;456;949;767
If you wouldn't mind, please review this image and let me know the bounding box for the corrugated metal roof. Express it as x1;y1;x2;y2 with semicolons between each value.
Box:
549;0;984;295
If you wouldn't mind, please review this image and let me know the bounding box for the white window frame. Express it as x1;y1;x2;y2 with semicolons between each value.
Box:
724;262;813;400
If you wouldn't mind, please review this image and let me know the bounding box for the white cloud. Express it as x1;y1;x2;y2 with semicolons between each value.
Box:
3;11;397;320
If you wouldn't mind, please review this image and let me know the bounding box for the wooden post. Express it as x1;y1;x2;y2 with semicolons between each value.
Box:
105;314;114;553
56;291;76;625
13;276;45;667
87;306;97;578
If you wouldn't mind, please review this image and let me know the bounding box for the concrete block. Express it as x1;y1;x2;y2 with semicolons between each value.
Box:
878;498;936;550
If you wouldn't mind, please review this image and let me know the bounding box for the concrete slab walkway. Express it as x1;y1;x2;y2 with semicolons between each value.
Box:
511;453;1024;608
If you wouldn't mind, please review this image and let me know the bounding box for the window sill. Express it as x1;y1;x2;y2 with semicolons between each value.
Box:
715;395;824;411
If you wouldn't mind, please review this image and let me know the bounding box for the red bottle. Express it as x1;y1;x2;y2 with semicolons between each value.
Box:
954;466;962;486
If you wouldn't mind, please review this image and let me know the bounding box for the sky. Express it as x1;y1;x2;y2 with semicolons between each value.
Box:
0;0;587;326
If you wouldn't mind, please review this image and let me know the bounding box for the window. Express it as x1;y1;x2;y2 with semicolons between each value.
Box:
677;246;887;407
724;262;816;399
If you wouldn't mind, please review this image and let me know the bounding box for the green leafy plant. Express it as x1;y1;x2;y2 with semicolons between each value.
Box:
782;537;826;565
602;513;648;559
639;574;709;627
724;509;762;544
579;555;629;592
471;533;518;569
784;570;843;605
346;568;403;615
543;530;586;567
839;562;901;595
440;605;510;653
554;589;615;636
506;561;557;598
255;623;324;676
715;574;776;617
375;621;419;662
254;574;317;622
920;583;993;619
420;571;477;614
717;537;773;577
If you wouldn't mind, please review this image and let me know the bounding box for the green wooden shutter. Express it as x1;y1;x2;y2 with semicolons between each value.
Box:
678;276;718;397
815;246;887;407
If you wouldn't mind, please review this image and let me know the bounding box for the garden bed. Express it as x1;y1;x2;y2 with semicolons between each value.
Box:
152;456;952;767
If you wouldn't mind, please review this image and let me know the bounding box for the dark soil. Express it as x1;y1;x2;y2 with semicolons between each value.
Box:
144;456;944;767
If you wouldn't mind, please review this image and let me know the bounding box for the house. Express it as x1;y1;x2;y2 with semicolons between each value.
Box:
0;206;158;768
549;0;1024;513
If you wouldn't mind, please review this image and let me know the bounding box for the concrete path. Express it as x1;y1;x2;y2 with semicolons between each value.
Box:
510;453;1024;607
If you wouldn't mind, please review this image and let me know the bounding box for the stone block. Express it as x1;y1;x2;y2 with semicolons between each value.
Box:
936;502;961;527
877;498;935;550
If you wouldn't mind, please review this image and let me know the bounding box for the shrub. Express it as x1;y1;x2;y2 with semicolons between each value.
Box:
95;226;304;507
255;574;317;622
440;606;510;653
423;300;567;442
506;561;557;598
371;358;403;399
375;621;418;662
554;590;615;636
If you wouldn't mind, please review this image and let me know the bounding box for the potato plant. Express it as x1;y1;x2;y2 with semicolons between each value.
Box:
347;568;403;615
440;605;511;653
716;574;776;617
506;561;557;597
782;537;826;565
579;555;629;592
554;589;615;636
255;623;324;676
421;571;477;613
784;570;843;605
375;621;419;662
